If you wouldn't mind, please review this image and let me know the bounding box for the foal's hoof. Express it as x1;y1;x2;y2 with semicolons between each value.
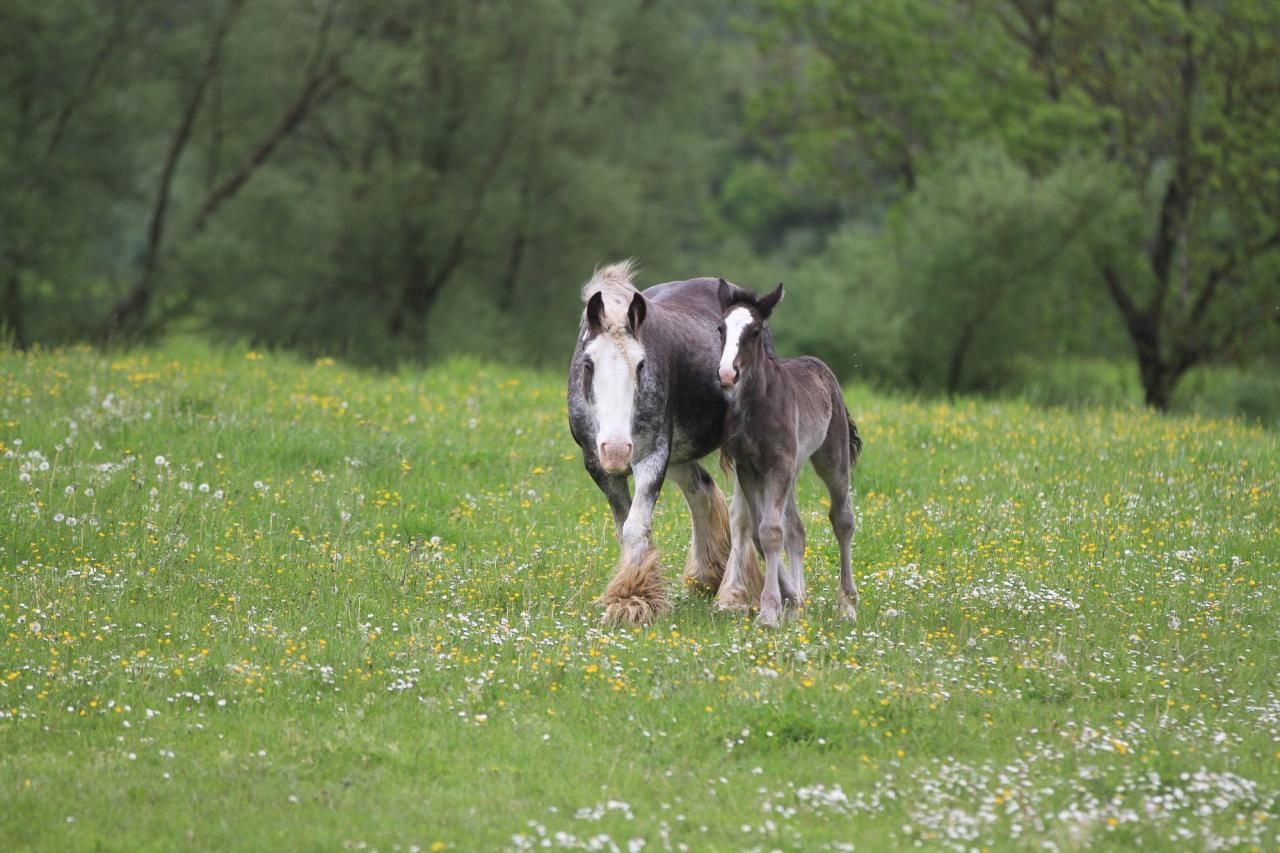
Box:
755;608;782;630
838;591;859;623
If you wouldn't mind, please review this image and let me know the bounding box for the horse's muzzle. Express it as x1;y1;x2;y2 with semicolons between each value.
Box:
598;440;633;473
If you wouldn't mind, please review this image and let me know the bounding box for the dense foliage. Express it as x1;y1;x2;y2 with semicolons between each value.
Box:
2;0;1277;408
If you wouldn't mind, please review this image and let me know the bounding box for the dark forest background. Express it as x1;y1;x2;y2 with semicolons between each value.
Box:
3;0;1278;415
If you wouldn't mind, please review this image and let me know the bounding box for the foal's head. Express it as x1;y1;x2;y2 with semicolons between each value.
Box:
578;263;648;473
716;278;784;392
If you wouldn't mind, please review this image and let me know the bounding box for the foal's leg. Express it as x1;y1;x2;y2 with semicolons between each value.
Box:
668;462;731;595
783;492;807;607
715;467;763;612
600;454;671;625
752;472;793;629
812;421;858;622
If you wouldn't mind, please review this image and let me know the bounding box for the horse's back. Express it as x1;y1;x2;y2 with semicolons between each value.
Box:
642;277;721;316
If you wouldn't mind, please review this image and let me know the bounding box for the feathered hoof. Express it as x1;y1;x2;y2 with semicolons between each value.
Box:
714;583;754;613
838;590;859;623
600;593;671;626
599;547;670;626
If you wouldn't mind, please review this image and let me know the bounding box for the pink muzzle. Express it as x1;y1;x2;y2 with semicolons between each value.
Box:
598;441;633;473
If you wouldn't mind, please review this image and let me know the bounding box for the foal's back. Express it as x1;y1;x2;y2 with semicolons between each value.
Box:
776;356;845;462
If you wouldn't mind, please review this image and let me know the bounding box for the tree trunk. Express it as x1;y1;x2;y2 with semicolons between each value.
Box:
1138;352;1175;411
106;0;243;338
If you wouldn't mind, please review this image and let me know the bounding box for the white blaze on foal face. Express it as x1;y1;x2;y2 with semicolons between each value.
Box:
718;307;755;389
585;330;646;473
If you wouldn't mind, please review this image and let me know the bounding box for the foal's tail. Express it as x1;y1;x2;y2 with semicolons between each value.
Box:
847;407;864;469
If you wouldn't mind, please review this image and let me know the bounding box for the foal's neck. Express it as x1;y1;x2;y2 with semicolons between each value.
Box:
735;352;779;411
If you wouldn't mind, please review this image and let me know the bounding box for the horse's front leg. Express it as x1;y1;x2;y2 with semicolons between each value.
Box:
587;466;632;542
600;453;671;625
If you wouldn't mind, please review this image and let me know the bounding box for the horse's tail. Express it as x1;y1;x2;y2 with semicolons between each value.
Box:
847;406;864;469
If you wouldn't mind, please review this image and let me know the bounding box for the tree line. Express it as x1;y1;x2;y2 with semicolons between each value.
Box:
2;0;1277;409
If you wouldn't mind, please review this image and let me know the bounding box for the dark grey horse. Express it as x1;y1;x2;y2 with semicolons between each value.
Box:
567;261;762;624
716;278;864;627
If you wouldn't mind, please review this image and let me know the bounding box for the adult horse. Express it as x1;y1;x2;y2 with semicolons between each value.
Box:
568;261;762;624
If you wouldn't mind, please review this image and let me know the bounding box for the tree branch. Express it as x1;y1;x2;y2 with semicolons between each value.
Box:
107;0;244;335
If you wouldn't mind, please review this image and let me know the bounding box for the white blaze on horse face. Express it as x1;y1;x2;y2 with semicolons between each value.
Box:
586;330;645;473
718;307;754;389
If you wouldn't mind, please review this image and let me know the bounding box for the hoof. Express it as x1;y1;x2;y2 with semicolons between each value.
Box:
755;602;782;629
838;590;859;623
714;582;754;613
715;598;752;613
599;547;670;625
601;594;671;626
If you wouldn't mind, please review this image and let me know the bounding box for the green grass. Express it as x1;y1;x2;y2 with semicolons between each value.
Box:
1;341;1277;850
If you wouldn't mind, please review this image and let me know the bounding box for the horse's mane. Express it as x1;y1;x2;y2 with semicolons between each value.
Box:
581;259;639;328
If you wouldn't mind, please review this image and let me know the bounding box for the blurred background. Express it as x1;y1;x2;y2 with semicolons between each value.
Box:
2;0;1278;419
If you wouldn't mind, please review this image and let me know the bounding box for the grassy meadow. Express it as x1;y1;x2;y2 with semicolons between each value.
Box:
1;342;1277;851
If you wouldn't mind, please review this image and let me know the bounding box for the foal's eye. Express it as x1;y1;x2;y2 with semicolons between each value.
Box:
635;359;645;377
716;324;725;336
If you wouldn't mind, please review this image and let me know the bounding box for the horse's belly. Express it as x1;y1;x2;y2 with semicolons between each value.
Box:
670;424;718;466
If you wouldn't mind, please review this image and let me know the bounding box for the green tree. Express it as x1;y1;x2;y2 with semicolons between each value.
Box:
0;0;143;346
996;0;1280;408
754;0;1280;409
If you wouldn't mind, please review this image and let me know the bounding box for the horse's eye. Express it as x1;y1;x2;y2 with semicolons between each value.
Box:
716;324;725;336
636;359;645;376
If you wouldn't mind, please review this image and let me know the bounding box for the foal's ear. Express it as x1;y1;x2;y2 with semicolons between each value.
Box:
757;283;785;318
586;291;606;335
627;292;647;333
717;278;732;310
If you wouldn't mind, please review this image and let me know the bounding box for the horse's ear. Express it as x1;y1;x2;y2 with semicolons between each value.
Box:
758;282;784;318
586;292;606;334
717;278;732;310
627;292;646;333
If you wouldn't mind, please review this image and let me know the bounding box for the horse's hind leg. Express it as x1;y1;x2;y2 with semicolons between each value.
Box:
783;492;807;607
668;462;731;595
812;418;859;622
715;466;763;611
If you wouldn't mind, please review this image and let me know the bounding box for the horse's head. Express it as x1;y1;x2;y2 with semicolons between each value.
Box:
716;278;783;392
577;267;648;474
